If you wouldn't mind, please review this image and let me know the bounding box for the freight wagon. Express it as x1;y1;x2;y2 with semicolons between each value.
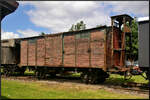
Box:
138;17;149;80
1;39;26;75
2;14;145;84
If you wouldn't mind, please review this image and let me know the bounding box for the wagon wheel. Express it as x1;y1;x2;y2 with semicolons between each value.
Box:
124;70;132;80
40;71;46;79
3;68;8;76
88;74;95;84
35;68;46;79
3;67;12;76
49;73;56;77
81;73;89;84
18;67;26;76
97;77;106;83
34;70;40;79
88;71;100;84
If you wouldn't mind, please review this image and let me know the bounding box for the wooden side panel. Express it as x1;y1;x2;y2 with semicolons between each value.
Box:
45;36;53;66
113;28;121;66
37;38;45;66
28;40;36;66
45;35;62;67
76;33;90;67
63;35;75;67
113;28;121;49
21;40;27;66
91;30;105;68
53;35;62;66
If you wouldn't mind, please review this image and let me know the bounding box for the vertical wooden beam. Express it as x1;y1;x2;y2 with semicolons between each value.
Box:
75;33;77;67
120;17;126;67
44;36;46;66
89;32;91;67
27;40;29;67
62;34;64;66
104;28;107;71
111;18;114;67
51;36;54;66
35;38;37;67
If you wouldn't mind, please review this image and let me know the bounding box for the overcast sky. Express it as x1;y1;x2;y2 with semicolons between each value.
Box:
1;1;149;39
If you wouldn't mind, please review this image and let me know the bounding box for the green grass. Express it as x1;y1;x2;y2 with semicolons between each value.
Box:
1;78;149;99
105;73;149;85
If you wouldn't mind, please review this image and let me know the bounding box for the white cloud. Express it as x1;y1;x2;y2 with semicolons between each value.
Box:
17;29;40;37
1;29;40;39
19;1;149;33
102;1;149;16
19;1;110;33
1;30;19;40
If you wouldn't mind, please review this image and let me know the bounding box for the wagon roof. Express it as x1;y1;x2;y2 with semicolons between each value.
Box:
137;16;149;22
111;14;133;22
5;25;108;40
46;25;107;36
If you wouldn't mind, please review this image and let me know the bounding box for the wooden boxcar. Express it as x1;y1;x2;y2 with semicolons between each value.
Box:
20;26;111;83
2;14;136;83
20;26;108;69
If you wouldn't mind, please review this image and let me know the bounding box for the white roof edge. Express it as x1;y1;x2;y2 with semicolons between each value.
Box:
137;17;149;22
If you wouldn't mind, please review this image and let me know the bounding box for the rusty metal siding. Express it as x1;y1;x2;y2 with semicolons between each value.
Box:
91;30;105;68
20;40;28;66
63;34;75;67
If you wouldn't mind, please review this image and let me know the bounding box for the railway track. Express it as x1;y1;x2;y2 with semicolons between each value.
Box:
1;74;149;95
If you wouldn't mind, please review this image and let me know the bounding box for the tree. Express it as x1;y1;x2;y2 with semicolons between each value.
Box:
69;21;86;31
126;17;138;61
39;32;45;36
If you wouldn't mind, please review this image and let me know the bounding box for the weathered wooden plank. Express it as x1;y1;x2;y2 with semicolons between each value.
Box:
91;30;105;68
37;38;45;66
63;35;75;67
21;40;28;66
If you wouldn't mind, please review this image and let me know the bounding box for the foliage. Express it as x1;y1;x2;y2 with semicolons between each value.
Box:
39;32;45;36
105;73;148;84
125;18;138;61
69;21;86;31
